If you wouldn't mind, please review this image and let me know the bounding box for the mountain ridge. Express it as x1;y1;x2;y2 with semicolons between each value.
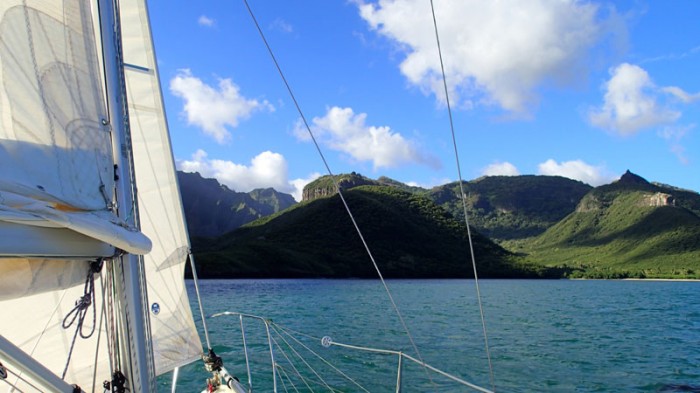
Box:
516;170;700;278
177;171;296;237
182;170;700;279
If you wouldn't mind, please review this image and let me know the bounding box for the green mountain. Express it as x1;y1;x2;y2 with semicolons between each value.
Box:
301;173;591;242
178;171;296;237
428;175;592;241
519;171;700;278
185;170;700;279
191;185;550;278
376;176;427;193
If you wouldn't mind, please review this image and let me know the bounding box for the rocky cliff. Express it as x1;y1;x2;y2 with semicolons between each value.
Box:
302;172;380;201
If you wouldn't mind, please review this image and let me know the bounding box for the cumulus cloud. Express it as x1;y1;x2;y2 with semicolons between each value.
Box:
588;63;681;135
298;106;440;170
481;161;520;177
198;15;215;27
537;159;611;186
177;150;316;201
358;0;612;113
169;69;273;144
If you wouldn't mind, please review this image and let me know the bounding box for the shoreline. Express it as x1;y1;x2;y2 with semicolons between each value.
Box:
621;278;700;282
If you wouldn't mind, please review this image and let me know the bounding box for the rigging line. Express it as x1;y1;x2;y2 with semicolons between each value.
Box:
61;263;99;380
428;1;496;391
242;2;435;389
0;379;27;393
275;366;294;393
1;366;38;393
272;325;371;393
106;259;123;380
188;253;212;350
100;268;116;388
276;365;335;393
270;326;334;391
269;335;315;392
92;273;108;393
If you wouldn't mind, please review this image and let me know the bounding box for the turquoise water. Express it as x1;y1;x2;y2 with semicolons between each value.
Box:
164;279;700;392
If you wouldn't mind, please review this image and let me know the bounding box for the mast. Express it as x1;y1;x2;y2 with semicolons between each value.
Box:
97;0;155;391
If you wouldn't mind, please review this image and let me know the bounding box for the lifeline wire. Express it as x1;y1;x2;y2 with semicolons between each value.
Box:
272;324;371;393
428;1;496;391
242;0;435;389
270;325;335;391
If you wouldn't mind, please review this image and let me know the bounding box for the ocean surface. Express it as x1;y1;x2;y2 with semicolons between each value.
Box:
163;279;700;392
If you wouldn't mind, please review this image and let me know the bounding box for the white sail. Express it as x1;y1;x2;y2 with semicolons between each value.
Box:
119;0;203;376
0;274;112;392
0;0;151;275
0;0;151;391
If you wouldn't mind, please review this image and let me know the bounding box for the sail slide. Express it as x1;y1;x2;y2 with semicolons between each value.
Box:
119;0;204;375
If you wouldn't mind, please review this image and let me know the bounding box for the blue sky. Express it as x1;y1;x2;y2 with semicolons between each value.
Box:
148;0;699;201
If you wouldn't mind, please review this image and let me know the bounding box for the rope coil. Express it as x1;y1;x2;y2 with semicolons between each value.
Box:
61;260;103;379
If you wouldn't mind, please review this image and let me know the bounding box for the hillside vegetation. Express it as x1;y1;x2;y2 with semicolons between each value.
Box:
516;171;700;279
185;170;700;279
192;186;552;278
429;175;592;240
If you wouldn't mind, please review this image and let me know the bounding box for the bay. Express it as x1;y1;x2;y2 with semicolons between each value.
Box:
165;279;700;392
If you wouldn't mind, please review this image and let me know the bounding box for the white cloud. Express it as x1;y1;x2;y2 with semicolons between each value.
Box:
298;106;440;170
169;69;273;144
406;177;452;189
658;124;695;164
642;44;700;64
481;161;520;177
270;18;293;34
178;149;315;201
537;159;611;186
662;86;700;104
358;0;612;113
198;15;215;27
588;63;680;135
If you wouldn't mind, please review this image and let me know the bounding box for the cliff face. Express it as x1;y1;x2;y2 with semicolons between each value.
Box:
302;173;380;202
302;186;337;201
644;192;675;207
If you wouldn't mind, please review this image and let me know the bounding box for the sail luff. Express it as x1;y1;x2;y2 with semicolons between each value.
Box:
97;0;156;391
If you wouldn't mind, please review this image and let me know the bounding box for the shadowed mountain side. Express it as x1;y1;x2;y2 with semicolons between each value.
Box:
190;186;551;278
178;171;296;237
429;175;593;240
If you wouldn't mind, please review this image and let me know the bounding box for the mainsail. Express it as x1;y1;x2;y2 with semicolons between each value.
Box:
0;0;128;390
0;0;201;390
0;0;151;293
